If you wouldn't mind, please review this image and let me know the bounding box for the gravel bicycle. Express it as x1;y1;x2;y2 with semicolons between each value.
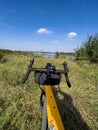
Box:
22;58;71;130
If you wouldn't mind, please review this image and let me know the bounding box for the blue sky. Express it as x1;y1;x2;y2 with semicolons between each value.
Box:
0;0;98;52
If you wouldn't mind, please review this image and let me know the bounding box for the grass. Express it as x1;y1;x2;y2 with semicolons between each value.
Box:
0;50;98;130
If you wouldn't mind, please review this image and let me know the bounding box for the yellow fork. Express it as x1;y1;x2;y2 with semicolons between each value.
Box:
44;85;64;130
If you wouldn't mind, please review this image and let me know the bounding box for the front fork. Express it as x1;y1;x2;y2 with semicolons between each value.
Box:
40;89;45;108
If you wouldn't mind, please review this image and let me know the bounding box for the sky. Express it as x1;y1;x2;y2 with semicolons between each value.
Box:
0;0;98;52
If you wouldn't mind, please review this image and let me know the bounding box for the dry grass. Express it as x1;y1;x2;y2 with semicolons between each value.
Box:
0;50;98;130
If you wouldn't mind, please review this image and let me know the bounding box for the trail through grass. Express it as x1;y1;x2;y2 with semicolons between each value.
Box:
0;51;98;130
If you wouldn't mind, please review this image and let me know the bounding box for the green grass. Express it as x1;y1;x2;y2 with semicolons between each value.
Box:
0;50;98;130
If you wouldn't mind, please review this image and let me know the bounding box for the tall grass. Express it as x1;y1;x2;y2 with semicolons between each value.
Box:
0;50;98;130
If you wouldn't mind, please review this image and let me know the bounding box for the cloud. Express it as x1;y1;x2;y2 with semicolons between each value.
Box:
53;40;59;43
37;28;52;34
67;32;77;39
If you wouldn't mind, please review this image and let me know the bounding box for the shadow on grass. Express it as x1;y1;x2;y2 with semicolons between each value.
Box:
52;87;91;130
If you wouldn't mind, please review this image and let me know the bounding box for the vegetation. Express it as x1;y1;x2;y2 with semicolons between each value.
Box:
0;49;98;130
54;52;67;59
75;34;98;63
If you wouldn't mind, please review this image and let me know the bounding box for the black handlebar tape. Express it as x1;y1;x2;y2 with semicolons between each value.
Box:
22;59;34;83
65;73;71;87
63;62;71;88
63;62;69;73
22;69;31;83
66;81;71;87
29;59;34;67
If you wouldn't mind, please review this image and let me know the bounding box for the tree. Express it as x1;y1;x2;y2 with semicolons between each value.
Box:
54;52;59;58
75;34;98;63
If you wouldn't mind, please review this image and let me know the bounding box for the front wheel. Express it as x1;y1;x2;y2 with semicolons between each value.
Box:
41;97;48;130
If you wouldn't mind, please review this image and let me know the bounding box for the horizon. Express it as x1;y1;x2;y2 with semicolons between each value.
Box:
0;48;75;54
0;0;98;52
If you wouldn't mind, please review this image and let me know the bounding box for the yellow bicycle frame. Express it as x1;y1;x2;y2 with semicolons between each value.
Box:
44;85;64;130
22;59;71;129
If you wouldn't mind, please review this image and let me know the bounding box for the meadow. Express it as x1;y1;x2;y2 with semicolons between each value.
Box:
0;50;98;130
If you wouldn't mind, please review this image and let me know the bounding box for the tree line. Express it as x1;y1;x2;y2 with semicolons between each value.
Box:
75;33;98;63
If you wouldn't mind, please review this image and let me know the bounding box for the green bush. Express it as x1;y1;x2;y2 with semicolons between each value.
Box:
75;34;98;63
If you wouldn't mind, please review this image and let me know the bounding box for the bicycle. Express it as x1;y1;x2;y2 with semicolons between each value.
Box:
22;58;71;130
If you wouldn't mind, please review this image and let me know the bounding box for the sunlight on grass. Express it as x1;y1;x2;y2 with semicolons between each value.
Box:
0;50;98;130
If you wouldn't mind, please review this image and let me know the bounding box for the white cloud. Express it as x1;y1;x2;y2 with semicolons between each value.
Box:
53;40;59;43
67;32;77;39
37;28;52;34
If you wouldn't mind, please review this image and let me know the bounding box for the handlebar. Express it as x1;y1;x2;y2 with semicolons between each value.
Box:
22;59;34;83
22;58;71;87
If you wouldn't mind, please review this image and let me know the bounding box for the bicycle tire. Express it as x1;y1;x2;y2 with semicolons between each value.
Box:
41;97;48;130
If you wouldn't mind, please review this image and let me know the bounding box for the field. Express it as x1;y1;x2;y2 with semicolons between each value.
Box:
0;50;98;130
